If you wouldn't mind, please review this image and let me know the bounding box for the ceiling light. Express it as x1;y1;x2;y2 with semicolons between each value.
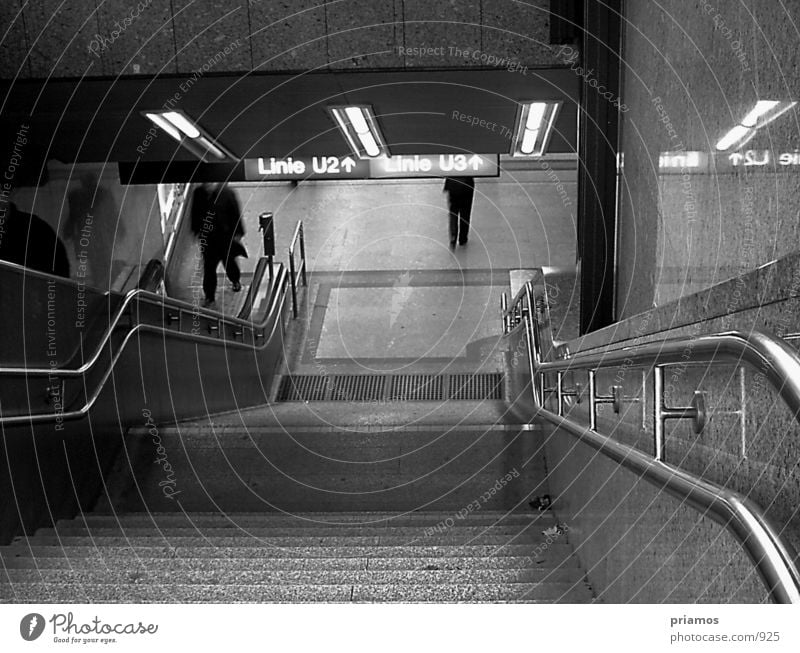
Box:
329;105;388;159
511;101;561;157
144;112;181;141
163;111;201;138
141;110;237;162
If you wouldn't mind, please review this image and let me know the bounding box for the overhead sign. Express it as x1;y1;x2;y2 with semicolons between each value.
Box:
244;155;369;181
369;153;498;178
243;154;499;181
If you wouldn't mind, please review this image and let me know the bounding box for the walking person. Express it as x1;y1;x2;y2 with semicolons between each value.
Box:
191;182;247;308
443;176;475;247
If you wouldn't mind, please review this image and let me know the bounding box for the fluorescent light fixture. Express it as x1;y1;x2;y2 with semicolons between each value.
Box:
141;110;237;162
328;105;388;159
144;112;181;141
511;101;561;157
163;111;200;138
715;100;797;151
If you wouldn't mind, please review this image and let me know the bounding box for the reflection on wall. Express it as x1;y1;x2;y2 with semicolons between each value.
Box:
10;161;163;291
617;1;800;318
654;141;800;306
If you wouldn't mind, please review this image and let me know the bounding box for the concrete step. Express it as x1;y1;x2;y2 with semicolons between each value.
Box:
1;581;594;603
16;533;563;547
0;544;575;561
1;567;582;587
39;524;550;537
2;555;574;572
66;511;552;529
103;427;546;512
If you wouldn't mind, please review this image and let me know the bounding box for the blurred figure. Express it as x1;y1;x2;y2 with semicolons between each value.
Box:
443;176;475;247
64;171;122;288
190;182;246;307
0;201;70;277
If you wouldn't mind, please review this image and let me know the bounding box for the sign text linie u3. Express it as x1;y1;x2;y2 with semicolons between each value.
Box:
244;153;499;181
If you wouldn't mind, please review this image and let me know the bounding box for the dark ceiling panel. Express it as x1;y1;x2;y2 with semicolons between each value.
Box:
1;69;579;164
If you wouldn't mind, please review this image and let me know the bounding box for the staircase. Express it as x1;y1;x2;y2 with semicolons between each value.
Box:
0;408;596;603
1;510;591;603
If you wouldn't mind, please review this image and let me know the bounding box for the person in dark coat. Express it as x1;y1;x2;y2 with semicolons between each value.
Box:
190;182;246;307
0;201;70;278
443;176;475;247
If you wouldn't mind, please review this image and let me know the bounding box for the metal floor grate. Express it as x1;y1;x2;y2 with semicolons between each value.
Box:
449;373;504;400
329;374;385;401
388;374;444;401
276;375;329;402
277;373;503;402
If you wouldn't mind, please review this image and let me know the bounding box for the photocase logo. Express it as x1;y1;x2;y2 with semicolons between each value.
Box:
20;613;45;641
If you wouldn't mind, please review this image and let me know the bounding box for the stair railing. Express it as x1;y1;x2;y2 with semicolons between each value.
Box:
287;220;308;319
501;279;800;604
0;261;289;426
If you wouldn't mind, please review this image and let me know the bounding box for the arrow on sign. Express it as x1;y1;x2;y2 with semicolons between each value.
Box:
341;157;356;172
468;155;482;170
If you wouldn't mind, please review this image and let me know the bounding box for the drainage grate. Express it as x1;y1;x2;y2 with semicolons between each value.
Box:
329;374;385;402
276;375;329;401
276;373;503;402
388;374;444;401
449;373;504;400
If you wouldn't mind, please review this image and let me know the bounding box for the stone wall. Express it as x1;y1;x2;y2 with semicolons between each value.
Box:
0;0;564;78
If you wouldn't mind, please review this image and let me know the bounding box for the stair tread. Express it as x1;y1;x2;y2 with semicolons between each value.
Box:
40;524;553;537
2;555;573;571
1;582;594;603
1;544;574;560
2;568;583;585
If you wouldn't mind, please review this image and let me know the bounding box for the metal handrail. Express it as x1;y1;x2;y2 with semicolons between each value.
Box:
0;265;289;426
0;258;280;377
287;220;308;318
501;279;800;603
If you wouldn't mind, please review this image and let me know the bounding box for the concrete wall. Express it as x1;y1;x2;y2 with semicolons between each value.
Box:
616;0;800;318
0;0;563;79
553;250;800;586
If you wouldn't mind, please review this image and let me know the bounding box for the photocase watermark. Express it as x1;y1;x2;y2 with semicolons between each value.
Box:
518;522;570;567
74;213;94;328
721;185;755;329
556;45;629;112
451;109;513;140
397;44;529;74
189;209;216;326
651;96;698;227
136;38;244;156
142;408;181;500
423;469;521;537
701;3;751;72
613;310;654;386
46;280;65;431
87;0;154;58
0;123;29;251
539;160;573;209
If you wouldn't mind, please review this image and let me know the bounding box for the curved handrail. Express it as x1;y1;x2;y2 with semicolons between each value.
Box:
0;265;289;426
136;258;165;291
287;220;307;319
502;279;800;603
237;257;269;320
0;260;282;377
540;330;800;420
